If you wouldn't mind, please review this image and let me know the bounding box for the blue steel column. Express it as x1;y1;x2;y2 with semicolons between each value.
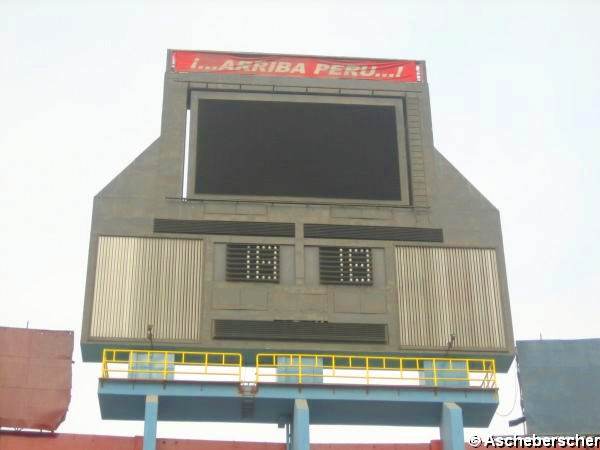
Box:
143;394;159;450
291;399;310;450
285;422;291;450
440;402;464;450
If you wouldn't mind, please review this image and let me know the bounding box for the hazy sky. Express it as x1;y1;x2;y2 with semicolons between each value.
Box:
1;0;599;443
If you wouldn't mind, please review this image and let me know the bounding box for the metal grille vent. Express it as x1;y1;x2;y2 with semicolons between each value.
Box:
305;223;443;242
213;320;388;343
226;244;279;283
154;218;295;237
320;247;373;286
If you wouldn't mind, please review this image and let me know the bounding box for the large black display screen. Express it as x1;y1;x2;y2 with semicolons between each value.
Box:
194;99;401;201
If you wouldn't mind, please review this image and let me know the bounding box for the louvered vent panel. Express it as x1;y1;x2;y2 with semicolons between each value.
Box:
90;236;203;341
226;243;279;283
319;247;373;285
154;218;295;237
213;320;387;343
305;224;443;242
395;246;506;351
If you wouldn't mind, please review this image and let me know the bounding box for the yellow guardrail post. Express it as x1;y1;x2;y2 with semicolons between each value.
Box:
255;354;259;383
126;350;131;378
318;354;322;381
465;360;470;386
332;355;336;380
399;357;403;382
101;349;107;378
432;359;438;387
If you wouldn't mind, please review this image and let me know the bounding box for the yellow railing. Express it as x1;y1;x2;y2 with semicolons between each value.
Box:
101;349;243;382
100;349;497;389
255;353;497;388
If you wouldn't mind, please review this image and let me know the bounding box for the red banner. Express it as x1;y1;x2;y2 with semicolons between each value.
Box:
172;51;421;83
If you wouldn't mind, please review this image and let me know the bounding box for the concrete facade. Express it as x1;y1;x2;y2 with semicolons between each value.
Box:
81;50;514;369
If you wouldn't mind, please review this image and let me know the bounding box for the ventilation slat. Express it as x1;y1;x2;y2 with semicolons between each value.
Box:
154;218;295;237
305;224;443;242
213;320;387;343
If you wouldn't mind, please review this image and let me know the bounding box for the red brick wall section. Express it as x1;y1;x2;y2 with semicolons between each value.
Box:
0;432;137;450
313;445;433;450
0;433;441;450
156;438;284;450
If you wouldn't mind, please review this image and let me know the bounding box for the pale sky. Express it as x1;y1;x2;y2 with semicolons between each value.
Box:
1;0;599;443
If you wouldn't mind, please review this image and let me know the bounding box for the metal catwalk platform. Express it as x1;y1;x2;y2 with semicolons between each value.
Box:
97;349;499;450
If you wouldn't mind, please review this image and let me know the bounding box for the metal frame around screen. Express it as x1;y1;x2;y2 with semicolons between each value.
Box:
186;91;411;207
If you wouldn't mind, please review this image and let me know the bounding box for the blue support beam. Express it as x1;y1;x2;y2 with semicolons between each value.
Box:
143;394;159;450
291;399;310;450
98;380;497;431
440;402;464;450
285;422;291;450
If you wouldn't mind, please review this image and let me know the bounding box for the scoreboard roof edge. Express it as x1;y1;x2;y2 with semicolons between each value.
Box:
168;49;425;83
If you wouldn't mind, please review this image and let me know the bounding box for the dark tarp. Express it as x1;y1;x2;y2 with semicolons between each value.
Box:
0;327;73;431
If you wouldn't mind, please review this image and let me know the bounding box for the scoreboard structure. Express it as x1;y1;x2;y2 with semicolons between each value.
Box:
80;50;514;372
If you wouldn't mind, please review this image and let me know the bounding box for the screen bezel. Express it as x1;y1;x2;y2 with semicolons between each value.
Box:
187;91;411;206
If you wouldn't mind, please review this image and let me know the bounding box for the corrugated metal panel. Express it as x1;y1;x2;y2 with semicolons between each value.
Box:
90;236;203;341
304;224;443;242
213;320;388;344
154;218;295;237
395;247;505;350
